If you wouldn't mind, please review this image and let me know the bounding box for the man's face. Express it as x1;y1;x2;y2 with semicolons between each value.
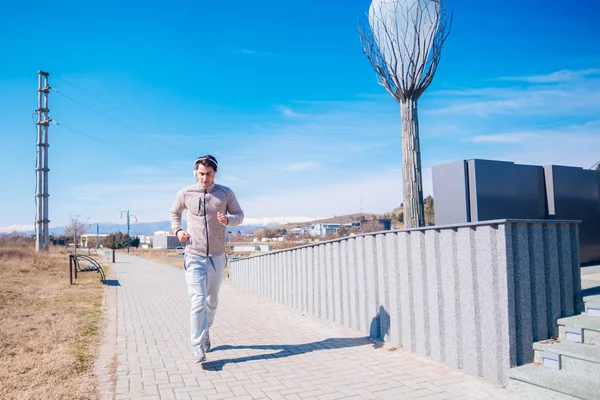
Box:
196;164;215;187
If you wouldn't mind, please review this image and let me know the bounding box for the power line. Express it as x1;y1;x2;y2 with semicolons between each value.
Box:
52;84;196;158
56;77;148;122
56;77;184;141
55;121;157;164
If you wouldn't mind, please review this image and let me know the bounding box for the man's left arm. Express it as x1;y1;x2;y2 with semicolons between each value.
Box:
225;189;244;226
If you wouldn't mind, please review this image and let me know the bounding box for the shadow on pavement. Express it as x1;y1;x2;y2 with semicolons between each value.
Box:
202;337;381;371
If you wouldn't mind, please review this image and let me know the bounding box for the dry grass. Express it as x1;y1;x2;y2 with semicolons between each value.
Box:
270;241;306;251
129;248;184;269
131;248;247;277
0;240;105;400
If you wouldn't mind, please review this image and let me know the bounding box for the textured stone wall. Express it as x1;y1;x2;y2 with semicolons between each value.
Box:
229;220;581;384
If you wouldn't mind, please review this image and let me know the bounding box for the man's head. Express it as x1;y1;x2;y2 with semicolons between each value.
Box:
194;155;218;187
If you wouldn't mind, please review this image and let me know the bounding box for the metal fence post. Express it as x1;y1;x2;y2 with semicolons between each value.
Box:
69;255;73;285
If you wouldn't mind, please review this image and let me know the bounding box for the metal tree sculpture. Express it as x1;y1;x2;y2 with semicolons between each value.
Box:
359;0;452;228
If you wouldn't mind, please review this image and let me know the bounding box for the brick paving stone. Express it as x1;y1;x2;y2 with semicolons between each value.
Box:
317;393;347;400
353;387;381;399
419;393;458;400
101;254;527;400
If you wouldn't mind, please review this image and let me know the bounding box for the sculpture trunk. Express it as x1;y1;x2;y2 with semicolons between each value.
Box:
400;98;425;228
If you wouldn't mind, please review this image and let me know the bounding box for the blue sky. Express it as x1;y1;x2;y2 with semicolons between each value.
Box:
1;0;599;232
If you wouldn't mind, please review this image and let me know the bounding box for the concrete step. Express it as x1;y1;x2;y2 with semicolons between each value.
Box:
558;314;600;345
586;302;600;318
583;294;600;316
534;340;600;376
583;294;600;304
509;363;600;400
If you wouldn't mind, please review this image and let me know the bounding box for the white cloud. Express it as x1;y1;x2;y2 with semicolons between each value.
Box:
242;216;328;226
461;122;600;169
283;162;318;172
45;167;432;227
48;178;191;226
465;133;542;144
240;168;433;219
5;67;599;229
125;166;175;176
426;70;600;116
500;68;600;83
0;224;34;233
239;48;276;56
428;99;522;116
275;105;302;118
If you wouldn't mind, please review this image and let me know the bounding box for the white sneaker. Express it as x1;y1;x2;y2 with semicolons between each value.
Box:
193;343;206;363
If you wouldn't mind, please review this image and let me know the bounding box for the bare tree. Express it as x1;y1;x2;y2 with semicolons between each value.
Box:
361;220;384;233
64;213;89;252
424;195;435;226
359;0;452;228
337;224;350;237
253;229;266;240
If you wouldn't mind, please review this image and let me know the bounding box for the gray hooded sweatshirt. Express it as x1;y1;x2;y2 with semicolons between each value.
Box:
169;182;244;257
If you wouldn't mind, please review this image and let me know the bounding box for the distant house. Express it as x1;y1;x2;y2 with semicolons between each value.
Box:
138;235;153;249
378;218;392;231
153;233;181;249
290;227;307;236
138;235;153;245
80;234;109;247
307;219;391;237
307;222;361;237
307;223;343;237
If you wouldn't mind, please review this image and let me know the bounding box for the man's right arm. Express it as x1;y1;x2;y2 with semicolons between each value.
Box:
169;190;186;235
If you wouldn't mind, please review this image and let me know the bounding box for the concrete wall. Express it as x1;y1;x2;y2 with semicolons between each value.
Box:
229;220;581;384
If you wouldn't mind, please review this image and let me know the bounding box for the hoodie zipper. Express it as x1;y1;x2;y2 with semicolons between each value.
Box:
202;189;216;270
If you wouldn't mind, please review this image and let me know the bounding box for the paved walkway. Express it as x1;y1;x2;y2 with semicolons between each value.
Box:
99;253;525;400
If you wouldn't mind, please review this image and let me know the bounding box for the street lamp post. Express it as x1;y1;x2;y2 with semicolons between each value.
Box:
119;209;138;253
93;223;102;251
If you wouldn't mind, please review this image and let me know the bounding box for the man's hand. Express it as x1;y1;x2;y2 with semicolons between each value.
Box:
217;212;228;225
177;230;190;243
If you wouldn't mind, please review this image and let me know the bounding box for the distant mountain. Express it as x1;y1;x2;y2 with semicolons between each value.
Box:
13;221;266;237
277;212;394;229
88;221;268;236
269;207;405;231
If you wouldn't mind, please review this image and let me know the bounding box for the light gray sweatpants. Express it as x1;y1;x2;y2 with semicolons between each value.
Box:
184;253;227;347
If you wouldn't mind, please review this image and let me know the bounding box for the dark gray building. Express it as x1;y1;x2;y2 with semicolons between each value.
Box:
432;159;600;264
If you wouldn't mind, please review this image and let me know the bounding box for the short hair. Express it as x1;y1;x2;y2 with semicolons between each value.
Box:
194;155;218;172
